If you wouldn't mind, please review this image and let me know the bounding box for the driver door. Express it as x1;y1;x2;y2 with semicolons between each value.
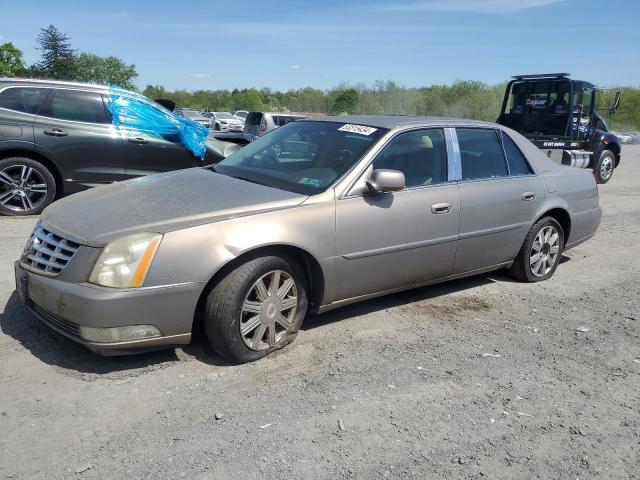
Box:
334;128;460;301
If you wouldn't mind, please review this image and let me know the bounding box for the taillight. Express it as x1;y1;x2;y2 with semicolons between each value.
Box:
260;117;267;132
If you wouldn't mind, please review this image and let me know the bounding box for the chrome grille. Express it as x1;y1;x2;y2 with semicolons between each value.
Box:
20;223;81;277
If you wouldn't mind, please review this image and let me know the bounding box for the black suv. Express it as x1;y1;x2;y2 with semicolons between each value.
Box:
0;79;223;216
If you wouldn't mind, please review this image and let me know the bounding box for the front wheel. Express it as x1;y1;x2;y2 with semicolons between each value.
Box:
594;150;615;184
0;157;57;216
508;217;564;283
204;255;308;363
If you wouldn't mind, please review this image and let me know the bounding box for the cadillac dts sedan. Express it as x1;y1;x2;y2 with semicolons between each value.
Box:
15;116;602;363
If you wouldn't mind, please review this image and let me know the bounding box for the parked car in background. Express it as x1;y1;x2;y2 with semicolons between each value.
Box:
0;79;226;216
208;112;244;132
174;108;211;128
15;116;601;363
244;111;306;138
233;110;249;120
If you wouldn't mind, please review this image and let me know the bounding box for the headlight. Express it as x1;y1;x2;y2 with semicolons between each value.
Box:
79;324;162;343
89;233;162;288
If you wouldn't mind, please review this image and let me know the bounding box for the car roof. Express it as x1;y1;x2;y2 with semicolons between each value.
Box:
302;115;498;130
0;78;109;91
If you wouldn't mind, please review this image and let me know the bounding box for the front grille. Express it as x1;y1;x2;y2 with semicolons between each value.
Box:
31;303;81;339
20;223;81;277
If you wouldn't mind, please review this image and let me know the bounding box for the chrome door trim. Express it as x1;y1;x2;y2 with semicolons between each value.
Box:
342;234;459;260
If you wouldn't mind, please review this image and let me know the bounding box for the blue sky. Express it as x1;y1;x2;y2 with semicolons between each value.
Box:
2;0;639;91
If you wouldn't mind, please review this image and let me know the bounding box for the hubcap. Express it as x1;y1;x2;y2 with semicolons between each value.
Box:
240;270;298;351
0;165;48;212
600;156;614;181
529;225;560;277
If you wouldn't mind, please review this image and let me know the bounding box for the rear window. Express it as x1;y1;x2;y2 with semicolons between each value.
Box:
41;89;110;124
502;133;533;175
246;112;263;125
457;128;508;180
0;87;49;114
273;115;301;127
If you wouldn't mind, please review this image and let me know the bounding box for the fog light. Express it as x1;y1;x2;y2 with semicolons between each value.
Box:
79;325;162;343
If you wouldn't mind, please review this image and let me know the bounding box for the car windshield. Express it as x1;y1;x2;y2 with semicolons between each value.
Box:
216;112;236;119
214;121;387;195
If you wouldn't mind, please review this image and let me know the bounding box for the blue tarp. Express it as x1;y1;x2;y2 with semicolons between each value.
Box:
106;86;208;160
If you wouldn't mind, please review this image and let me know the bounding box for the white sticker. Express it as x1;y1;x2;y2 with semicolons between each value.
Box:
338;124;378;136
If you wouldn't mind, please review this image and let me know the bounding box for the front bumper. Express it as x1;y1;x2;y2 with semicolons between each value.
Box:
14;261;205;355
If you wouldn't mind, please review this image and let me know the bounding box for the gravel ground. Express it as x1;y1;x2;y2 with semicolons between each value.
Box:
1;147;639;480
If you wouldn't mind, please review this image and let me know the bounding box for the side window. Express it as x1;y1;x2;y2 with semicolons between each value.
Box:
502;133;533;176
0;87;49;114
41;89;110;124
372;129;447;188
457;128;508;180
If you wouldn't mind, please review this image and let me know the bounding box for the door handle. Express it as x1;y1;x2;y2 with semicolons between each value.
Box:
43;129;68;137
127;137;149;145
431;202;452;214
522;191;536;201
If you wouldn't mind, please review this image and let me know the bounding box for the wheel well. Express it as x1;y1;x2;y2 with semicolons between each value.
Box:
194;245;325;324
540;208;571;244
606;143;621;167
0;149;64;198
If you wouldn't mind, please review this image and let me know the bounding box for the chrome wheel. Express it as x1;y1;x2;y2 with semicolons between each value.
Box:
599;155;614;182
0;165;48;212
529;225;560;277
240;270;298;351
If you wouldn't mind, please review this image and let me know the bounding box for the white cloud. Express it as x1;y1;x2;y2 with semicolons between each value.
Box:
375;0;565;13
290;64;300;70
185;73;211;79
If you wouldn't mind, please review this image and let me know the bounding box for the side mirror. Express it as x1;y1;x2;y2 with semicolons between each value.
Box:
366;169;405;193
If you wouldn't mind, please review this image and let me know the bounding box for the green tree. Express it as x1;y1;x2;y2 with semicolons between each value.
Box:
74;53;138;89
35;25;76;79
0;42;25;77
331;88;359;114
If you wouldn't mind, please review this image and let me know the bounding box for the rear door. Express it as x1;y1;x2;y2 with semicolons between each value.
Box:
116;98;201;177
453;127;545;274
34;88;126;192
244;112;263;137
0;86;49;146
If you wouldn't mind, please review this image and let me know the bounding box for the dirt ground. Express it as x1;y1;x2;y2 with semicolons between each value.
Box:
1;147;639;480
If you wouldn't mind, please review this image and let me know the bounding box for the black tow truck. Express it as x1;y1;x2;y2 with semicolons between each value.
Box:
497;73;621;183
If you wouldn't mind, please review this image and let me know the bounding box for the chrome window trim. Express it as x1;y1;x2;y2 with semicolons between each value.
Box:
340;126;454;199
0;85;52;116
36;88;113;126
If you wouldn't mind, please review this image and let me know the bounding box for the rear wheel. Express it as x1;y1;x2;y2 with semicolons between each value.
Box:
594;150;615;184
204;255;308;363
508;217;564;283
0;157;56;216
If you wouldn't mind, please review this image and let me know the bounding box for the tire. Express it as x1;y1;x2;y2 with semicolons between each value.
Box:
204;255;308;364
214;124;220;131
0;157;56;216
594;150;615;184
508;216;564;283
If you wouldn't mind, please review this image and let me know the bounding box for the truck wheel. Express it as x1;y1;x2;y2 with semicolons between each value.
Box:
594;150;615;184
204;255;308;364
508;216;564;283
0;157;56;216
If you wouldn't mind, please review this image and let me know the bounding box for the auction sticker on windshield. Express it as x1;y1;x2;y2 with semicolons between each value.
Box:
338;124;378;136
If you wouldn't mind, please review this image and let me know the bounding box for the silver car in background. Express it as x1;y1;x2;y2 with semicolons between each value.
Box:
174;108;211;128
208;112;244;132
244;111;306;138
15;116;601;363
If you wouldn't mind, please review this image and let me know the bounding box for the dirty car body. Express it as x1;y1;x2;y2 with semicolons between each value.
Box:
14;116;602;359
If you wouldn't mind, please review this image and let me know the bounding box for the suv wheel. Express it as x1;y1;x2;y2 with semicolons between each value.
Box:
204;255;308;364
594;150;615;184
0;157;56;216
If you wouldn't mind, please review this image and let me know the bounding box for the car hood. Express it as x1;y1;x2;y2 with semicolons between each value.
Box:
41;168;308;246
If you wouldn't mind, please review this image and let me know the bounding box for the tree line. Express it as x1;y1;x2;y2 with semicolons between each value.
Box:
1;25;638;130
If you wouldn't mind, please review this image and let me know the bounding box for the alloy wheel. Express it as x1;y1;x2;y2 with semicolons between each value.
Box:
529;225;560;277
0;165;48;213
239;270;298;351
